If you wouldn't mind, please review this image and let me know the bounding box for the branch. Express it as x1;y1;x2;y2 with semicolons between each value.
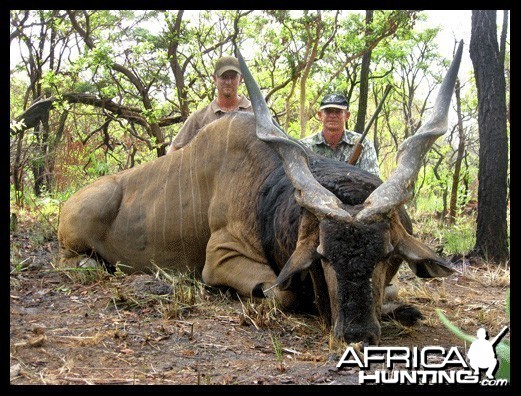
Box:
68;10;147;94
11;93;183;134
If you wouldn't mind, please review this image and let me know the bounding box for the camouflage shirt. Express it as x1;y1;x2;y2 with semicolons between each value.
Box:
168;95;252;152
300;130;380;177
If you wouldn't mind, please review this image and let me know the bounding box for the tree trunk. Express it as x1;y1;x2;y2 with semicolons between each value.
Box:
12;130;25;206
299;15;322;138
167;10;190;121
469;10;509;264
354;10;373;134
448;78;466;224
31;124;45;197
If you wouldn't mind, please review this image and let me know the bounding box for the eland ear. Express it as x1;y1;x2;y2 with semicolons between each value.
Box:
406;259;454;278
396;232;455;278
275;210;320;290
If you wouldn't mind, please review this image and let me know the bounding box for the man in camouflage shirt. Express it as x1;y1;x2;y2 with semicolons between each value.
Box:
300;93;380;177
302;93;402;301
167;56;252;154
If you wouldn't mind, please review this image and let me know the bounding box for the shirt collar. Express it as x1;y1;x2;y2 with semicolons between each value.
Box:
211;95;251;114
318;130;360;146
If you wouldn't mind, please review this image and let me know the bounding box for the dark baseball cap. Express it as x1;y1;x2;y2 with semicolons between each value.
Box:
214;56;241;77
319;93;348;110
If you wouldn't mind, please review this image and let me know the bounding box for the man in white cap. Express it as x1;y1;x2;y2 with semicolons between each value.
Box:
300;93;380;176
167;56;252;153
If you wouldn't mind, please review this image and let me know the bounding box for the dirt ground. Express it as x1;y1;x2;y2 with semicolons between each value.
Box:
9;218;510;387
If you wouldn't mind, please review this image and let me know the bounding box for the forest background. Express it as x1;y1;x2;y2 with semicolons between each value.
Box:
9;10;510;263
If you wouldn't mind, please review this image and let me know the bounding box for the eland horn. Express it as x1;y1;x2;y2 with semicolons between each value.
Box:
356;40;463;223
237;49;351;222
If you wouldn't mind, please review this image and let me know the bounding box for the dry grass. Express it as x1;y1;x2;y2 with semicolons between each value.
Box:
10;211;510;385
238;297;287;330
460;262;510;287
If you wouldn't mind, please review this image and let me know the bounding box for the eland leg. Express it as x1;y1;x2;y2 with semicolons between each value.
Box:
204;229;297;308
381;257;424;326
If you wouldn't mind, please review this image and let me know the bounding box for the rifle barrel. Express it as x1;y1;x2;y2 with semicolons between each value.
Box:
347;84;392;166
360;84;393;140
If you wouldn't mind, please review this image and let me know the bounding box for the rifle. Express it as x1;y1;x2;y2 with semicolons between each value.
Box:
348;84;392;165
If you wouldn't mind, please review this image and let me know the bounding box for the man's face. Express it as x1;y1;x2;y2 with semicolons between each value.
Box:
318;108;350;132
214;71;242;98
